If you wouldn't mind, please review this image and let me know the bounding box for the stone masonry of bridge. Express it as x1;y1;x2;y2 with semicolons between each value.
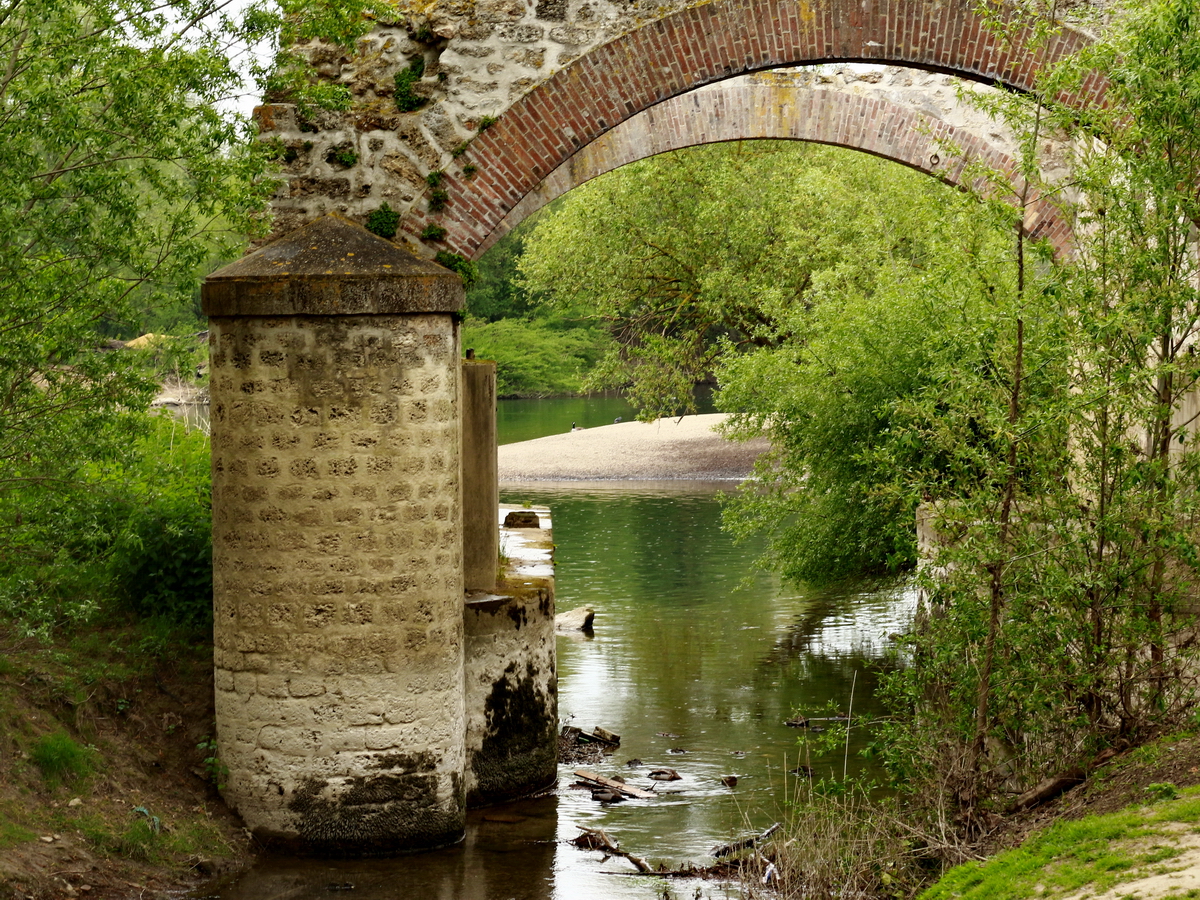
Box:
481;66;1076;257
256;0;1104;260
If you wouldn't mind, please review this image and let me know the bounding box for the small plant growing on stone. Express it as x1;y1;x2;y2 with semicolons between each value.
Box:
425;169;445;188
394;57;428;113
428;188;449;212
462;163;477;179
326;145;358;168
435;250;478;288
366;203;400;239
413;23;434;43
477;115;498;132
451;142;469;158
420;224;447;241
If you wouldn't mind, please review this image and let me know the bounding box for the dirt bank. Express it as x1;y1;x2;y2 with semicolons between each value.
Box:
0;626;251;900
498;413;768;482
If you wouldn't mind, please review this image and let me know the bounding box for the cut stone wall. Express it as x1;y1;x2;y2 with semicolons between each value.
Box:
463;505;557;806
204;215;470;853
209;312;465;852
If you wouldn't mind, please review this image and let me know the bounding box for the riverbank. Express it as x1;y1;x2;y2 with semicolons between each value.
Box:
498;413;768;481
0;623;250;900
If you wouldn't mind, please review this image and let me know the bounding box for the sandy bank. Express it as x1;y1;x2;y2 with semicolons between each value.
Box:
497;413;768;482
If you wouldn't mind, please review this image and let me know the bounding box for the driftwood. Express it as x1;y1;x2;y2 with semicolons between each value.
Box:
1009;769;1085;812
572;826;652;873
574;769;657;799
710;822;781;859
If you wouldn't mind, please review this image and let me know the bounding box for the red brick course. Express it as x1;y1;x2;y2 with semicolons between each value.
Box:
473;83;1072;258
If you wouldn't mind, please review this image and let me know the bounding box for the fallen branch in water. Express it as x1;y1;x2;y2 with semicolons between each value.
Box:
572;826;652;873
710;822;781;859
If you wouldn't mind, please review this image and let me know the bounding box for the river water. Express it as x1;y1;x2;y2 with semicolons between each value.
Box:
195;399;915;900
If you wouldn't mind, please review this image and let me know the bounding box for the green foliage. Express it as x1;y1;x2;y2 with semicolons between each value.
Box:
462;163;478;179
30;732;94;786
426;170;446;188
394;56;429;113
461;317;609;397
366;203;401;239
435;251;478;288
477;115;498;132
875;0;1200;824
420;224;447;241
1146;783;1180;803
106;418;213;631
0;415;213;637
428;188;449;212
521;142;1014;580
197;736;228;790
326;145;358;168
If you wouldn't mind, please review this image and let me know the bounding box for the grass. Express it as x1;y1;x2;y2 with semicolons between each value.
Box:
29;732;93;787
920;785;1200;899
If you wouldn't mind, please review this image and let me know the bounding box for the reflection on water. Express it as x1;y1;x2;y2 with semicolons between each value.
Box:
198;800;558;900
198;445;914;898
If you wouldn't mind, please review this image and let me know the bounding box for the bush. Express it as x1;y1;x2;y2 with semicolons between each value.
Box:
0;413;212;636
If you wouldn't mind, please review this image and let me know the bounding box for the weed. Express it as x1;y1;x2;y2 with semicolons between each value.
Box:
1147;782;1181;803
394;57;428;113
325;145;358;168
420;224;447;241
428;188;449;212
434;251;478;288
30;732;93;787
477;115;497;132
425;169;445;188
366;203;400;239
462;163;477;179
197;736;228;791
450;142;469;158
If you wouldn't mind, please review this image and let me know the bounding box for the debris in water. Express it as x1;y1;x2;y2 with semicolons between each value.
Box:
666;747;687;755
648;768;681;781
721;775;738;788
625;758;643;768
711;822;781;859
656;731;680;739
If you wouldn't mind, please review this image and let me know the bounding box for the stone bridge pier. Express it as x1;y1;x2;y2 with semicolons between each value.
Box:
202;213;556;854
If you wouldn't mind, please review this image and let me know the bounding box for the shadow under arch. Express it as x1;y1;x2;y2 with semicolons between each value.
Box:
476;71;1075;258
414;0;1101;258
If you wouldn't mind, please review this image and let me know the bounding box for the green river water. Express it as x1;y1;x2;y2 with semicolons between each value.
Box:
195;398;915;900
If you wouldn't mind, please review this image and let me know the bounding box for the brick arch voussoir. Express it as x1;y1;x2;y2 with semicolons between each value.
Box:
410;0;1099;259
477;86;1072;258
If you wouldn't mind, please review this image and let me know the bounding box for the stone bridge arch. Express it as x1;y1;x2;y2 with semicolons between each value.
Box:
257;0;1103;259
478;67;1075;258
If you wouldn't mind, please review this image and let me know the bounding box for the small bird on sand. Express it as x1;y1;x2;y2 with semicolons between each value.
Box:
571;422;584;432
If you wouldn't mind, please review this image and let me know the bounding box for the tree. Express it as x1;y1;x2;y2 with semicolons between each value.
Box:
876;0;1200;824
520;141;1021;579
0;0;380;630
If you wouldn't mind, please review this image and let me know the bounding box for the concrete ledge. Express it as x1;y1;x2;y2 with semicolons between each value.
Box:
202;214;464;317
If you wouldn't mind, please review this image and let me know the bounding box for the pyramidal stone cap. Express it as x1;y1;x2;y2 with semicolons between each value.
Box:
202;213;465;316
